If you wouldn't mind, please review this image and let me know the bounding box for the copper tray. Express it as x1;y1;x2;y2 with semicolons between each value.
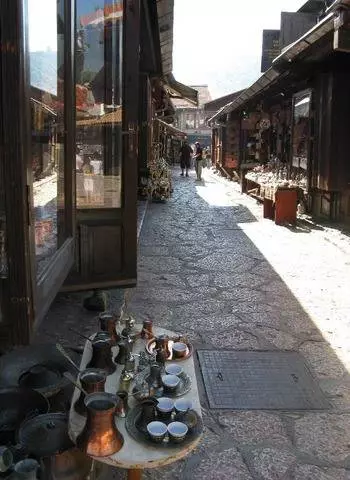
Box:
125;405;203;449
146;338;193;362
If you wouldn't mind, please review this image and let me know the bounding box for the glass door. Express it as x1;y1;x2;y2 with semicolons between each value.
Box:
27;0;75;321
63;0;139;291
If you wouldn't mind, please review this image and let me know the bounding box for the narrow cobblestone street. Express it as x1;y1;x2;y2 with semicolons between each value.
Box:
123;167;350;480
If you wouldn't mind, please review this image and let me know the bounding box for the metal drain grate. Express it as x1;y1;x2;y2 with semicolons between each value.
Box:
197;350;330;410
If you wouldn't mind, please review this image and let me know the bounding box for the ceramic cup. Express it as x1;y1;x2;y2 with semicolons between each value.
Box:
167;421;188;443
14;459;40;479
165;364;183;376
172;342;187;359
161;374;180;393
156;397;174;421
147;421;167;443
174;398;192;414
0;446;13;473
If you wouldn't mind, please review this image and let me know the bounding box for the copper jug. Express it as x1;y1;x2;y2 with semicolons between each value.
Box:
99;313;120;345
121;316;136;338
76;393;123;457
141;319;154;340
86;334;116;375
114;340;129;365
155;335;170;358
135;398;158;433
42;447;92;480
115;391;129;418
74;369;107;416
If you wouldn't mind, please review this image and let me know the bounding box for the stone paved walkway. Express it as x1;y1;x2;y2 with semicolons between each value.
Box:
124;167;350;480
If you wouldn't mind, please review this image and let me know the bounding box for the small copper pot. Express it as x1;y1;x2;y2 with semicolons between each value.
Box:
141;320;154;340
76;393;123;457
115;391;129;418
99;313;120;345
74;369;107;416
114;340;129;365
86;334;116;375
155;335;170;357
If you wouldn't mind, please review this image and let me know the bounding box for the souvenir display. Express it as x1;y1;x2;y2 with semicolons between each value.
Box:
147;143;172;202
126;403;203;448
245;158;307;194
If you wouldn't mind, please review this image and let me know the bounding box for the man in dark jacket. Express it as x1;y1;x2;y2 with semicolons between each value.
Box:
179;141;193;177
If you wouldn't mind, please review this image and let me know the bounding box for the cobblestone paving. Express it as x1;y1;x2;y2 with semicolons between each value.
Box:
124;167;350;480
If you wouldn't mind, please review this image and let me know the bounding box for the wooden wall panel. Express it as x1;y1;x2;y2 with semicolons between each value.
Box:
80;224;122;279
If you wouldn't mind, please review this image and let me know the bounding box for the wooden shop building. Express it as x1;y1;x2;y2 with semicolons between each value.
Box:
0;0;196;348
208;0;350;224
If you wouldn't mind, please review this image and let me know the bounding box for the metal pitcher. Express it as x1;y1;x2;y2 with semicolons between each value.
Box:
76;393;123;457
86;334;116;375
74;369;107;416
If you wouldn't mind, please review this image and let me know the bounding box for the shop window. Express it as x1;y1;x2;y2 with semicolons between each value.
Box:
292;92;311;172
75;0;123;209
185;114;195;129
28;0;66;276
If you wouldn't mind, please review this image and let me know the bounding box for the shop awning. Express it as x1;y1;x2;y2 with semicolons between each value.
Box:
76;108;122;126
163;73;198;106
155;118;187;137
157;0;174;75
208;10;337;125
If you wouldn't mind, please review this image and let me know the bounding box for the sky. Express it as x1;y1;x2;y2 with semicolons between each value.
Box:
173;0;307;99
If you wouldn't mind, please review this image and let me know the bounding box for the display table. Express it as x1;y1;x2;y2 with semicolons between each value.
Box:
69;326;202;480
245;175;298;226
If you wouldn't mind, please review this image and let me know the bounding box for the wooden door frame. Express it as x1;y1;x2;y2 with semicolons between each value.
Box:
121;0;141;281
0;0;34;345
0;0;76;345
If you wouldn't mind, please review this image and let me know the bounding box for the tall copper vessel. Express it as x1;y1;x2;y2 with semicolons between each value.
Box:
76;393;123;457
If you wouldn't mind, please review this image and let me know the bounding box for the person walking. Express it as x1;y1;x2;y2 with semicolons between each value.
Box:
205;147;212;168
179;141;193;177
194;141;203;180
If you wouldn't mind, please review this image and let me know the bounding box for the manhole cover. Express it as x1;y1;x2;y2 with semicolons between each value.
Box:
197;350;330;410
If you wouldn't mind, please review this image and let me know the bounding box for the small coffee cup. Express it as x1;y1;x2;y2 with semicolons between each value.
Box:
161;374;180;393
156;397;174;420
0;446;13;473
172;342;187;359
174;398;192;414
147;421;167;443
167;421;188;443
14;459;40;478
165;364;183;376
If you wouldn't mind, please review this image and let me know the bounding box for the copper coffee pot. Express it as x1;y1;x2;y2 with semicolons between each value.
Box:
155;335;170;357
114;340;129;365
86;333;116;375
99;313;120;345
141;319;154;340
74;369;107;416
121;316;138;343
115;391;129;418
76;392;123;457
135;398;158;433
